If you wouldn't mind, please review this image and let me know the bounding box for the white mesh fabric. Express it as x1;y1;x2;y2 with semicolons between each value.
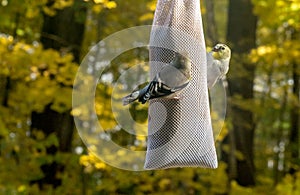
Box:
144;0;218;169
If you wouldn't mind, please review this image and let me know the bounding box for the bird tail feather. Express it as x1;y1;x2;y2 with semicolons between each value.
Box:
122;91;140;106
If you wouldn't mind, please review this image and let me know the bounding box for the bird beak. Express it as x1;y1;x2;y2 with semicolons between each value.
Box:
212;47;219;52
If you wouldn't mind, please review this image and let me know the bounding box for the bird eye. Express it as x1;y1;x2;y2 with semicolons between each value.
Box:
221;47;225;50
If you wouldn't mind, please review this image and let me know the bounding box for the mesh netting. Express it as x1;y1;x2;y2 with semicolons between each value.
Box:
144;0;218;169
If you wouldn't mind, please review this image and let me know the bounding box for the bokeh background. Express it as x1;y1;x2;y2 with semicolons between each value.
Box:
0;0;299;194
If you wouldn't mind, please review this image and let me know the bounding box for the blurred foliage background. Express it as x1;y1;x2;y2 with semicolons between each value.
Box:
0;0;299;194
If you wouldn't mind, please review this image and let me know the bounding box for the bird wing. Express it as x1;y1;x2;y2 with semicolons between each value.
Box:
207;52;221;89
146;80;189;100
140;64;190;100
155;64;190;88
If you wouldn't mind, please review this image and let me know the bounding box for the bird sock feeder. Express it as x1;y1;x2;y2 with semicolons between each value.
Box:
144;0;218;169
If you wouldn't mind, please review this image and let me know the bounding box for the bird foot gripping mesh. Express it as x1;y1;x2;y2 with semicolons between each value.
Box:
144;0;218;169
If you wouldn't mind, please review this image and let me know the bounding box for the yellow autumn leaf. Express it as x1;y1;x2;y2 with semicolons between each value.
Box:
139;13;154;22
17;185;27;192
79;155;90;166
94;0;104;4
95;162;106;169
106;1;117;9
43;6;56;16
117;149;126;156
291;2;300;11
92;4;103;13
147;1;157;11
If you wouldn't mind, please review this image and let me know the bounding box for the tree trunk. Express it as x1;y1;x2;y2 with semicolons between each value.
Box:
273;81;288;185
289;62;300;174
204;0;218;44
41;5;85;62
224;0;257;186
30;3;86;188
